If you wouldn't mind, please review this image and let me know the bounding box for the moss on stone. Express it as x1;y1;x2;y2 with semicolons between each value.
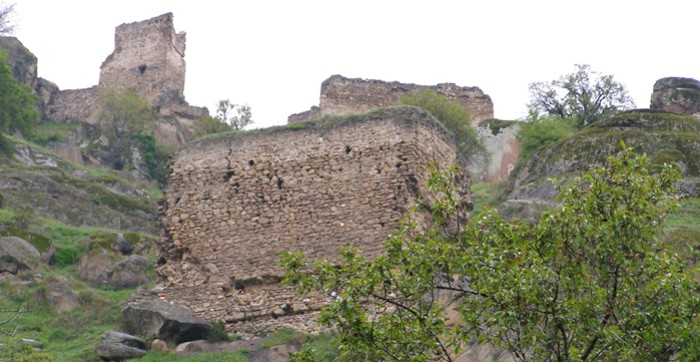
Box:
478;119;519;136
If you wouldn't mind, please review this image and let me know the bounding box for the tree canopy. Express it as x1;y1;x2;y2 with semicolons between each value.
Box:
528;64;635;128
283;146;700;361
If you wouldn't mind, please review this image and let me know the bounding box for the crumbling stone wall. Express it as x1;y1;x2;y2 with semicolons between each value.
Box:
289;75;494;126
148;106;468;335
46;86;100;123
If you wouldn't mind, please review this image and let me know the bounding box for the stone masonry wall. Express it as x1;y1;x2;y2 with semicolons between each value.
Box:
99;12;186;107
46;86;100;123
289;75;494;126
148;106;467;335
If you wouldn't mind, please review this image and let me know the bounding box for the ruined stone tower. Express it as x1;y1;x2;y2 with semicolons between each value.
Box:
99;13;186;110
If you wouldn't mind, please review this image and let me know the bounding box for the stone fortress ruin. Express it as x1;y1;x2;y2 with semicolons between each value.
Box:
43;13;206;145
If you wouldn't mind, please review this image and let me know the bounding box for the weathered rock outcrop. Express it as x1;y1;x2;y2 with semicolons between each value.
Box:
0;36;37;90
650;77;700;116
142;106;468;336
290;74;494;126
508;110;700;206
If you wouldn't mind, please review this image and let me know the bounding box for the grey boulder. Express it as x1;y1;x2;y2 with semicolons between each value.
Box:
0;236;40;274
120;301;212;344
95;330;147;361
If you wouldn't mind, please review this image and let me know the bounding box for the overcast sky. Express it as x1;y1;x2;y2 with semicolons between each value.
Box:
13;0;699;129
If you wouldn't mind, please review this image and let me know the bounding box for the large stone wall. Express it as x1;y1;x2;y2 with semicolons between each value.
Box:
289;75;494;126
148;106;468;335
650;77;700;117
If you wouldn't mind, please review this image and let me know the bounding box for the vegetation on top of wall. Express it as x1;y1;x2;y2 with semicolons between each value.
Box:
190;106;456;149
398;89;487;164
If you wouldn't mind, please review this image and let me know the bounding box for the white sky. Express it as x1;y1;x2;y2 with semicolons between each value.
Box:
13;0;699;129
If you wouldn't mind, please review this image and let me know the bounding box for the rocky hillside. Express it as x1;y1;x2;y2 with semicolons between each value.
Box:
509;110;700;204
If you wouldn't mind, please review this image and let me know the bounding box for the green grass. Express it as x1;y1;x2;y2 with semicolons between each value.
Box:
663;197;700;264
139;350;251;361
0;269;144;361
29;120;81;146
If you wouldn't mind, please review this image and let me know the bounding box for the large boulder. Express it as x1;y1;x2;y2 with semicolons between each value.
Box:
95;331;147;361
120;301;212;344
78;249;117;287
0;236;40;274
108;255;150;288
650;77;700;116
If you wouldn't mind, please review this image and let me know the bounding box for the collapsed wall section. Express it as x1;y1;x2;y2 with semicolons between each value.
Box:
149;106;467;335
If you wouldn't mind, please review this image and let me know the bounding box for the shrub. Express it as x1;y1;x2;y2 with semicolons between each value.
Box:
516;113;576;161
398;89;486;164
53;246;83;268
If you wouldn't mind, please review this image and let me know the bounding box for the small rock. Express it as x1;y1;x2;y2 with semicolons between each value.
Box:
95;331;147;361
151;338;168;352
44;277;80;313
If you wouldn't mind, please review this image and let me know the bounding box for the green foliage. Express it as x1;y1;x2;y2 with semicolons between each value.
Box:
469;181;510;218
138;350;250;362
52;246;82;268
398;89;486;163
207;320;238;342
98;88;157;170
283;147;700;361
192;115;234;138
133;132;170;185
516;112;577;161
529;64;635;128
0;50;39;156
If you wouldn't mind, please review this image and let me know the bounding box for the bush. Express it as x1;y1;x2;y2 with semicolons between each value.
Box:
53;246;82;268
398;89;486;164
516;113;576;161
134;132;170;185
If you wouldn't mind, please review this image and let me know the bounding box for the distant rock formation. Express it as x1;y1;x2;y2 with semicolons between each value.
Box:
650;77;700;116
289;74;494;126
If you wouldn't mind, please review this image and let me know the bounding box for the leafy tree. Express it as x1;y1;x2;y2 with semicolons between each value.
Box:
283;147;700;361
98;88;157;170
528;64;635;128
0;50;39;155
398;89;486;164
0;2;15;35
516;110;577;161
215;99;253;131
